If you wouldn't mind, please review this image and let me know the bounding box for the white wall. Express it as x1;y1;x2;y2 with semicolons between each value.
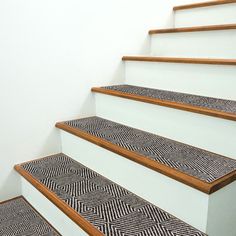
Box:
0;0;202;201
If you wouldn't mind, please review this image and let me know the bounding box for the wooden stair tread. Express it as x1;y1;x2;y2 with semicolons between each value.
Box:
92;85;236;121
56;117;236;194
15;153;206;236
0;196;61;236
174;0;236;11
122;56;236;65
149;24;236;34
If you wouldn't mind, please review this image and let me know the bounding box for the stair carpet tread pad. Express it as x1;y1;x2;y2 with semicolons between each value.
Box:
0;197;60;236
20;153;206;236
64;116;236;183
100;85;236;115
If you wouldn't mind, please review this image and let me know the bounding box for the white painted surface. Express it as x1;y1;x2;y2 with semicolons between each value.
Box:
125;61;236;100
1;0;191;200
207;181;236;236
21;177;88;236
174;3;236;27
151;29;236;58
60;130;209;232
95;93;236;159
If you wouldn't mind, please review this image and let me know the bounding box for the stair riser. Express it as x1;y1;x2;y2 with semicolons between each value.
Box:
174;3;236;27
151;30;236;58
60;130;236;236
60;130;209;233
95;93;236;159
21;177;87;236
125;61;236;100
207;182;236;236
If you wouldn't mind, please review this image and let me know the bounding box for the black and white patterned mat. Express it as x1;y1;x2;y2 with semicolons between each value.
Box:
64;116;236;183
101;85;236;115
0;197;60;236
21;153;206;236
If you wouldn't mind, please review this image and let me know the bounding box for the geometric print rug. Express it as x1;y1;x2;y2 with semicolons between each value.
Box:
64;116;236;183
102;84;236;115
0;196;61;236
20;153;206;236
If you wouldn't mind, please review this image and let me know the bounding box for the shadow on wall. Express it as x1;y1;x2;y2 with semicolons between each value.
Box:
0;170;21;202
38;128;61;157
0;127;61;201
90;35;151;88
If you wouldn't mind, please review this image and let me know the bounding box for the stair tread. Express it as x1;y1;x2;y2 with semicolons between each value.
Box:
0;196;61;236
92;84;236;121
15;153;206;236
174;0;236;11
122;56;236;65
56;117;236;194
149;24;236;34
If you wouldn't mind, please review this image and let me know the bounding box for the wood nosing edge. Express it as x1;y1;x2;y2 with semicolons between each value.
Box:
149;24;236;34
122;56;236;66
14;164;103;236
174;0;236;11
55;122;236;194
91;87;236;122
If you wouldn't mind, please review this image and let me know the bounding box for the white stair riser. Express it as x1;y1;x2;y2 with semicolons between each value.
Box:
21;177;88;236
207;181;236;236
125;61;236;100
174;3;236;27
60;130;209;233
151;30;236;58
95;93;236;159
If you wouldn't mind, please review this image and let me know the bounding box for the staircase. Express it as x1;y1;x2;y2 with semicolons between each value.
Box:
2;0;236;235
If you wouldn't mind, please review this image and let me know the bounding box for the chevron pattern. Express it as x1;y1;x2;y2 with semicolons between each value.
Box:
20;153;206;236
64;116;236;183
0;197;60;236
102;84;236;114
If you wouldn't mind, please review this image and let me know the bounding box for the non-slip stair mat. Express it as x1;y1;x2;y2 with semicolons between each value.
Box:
20;153;206;236
101;84;236;115
64;116;236;183
0;197;60;236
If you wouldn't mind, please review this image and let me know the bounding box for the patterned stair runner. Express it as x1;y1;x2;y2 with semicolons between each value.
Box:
98;84;236;116
17;153;206;236
0;196;60;236
60;116;236;184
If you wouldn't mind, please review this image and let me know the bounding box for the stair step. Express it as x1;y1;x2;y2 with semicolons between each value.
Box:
94;87;236;158
56;117;236;194
0;196;61;236
149;24;236;34
92;85;236;121
122;56;236;65
149;24;236;58
174;0;236;11
15;153;206;236
173;1;236;28
124;56;236;101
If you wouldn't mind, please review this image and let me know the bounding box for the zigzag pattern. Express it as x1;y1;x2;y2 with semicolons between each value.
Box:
0;197;60;236
102;85;236;114
20;153;206;236
65;116;236;183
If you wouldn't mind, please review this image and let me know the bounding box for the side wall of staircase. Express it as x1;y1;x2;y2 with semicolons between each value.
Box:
0;0;195;201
